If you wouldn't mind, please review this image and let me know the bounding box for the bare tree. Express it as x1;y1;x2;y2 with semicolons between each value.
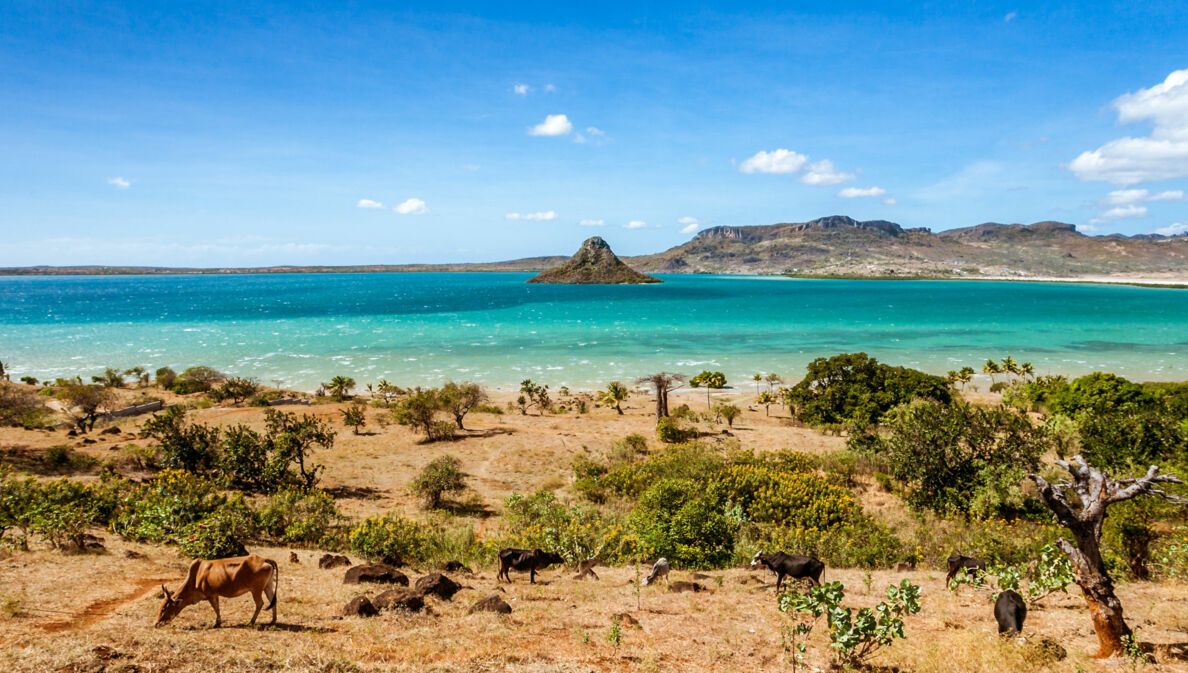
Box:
1029;456;1186;658
635;373;685;420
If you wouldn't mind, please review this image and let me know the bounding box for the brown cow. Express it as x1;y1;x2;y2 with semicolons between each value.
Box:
156;554;278;628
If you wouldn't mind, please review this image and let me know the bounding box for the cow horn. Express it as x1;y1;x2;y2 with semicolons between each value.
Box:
161;584;171;599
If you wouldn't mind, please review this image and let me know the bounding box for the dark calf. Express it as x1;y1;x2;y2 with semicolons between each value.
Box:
497;548;565;584
994;590;1027;635
945;554;987;584
750;551;825;592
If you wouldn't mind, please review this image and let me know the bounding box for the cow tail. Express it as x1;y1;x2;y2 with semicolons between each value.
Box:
266;559;279;610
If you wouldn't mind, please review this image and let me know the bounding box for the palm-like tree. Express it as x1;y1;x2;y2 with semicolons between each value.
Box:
1001;356;1020;380
756;390;776;416
325;375;356;401
958;366;975;390
1020;361;1035;380
764;373;783;392
982;359;1000;385
599;381;629;415
751;373;762;394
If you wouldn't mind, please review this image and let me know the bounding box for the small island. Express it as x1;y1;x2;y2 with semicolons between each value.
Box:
526;236;662;284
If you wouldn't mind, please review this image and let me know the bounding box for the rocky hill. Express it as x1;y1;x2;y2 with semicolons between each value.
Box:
627;216;1188;279
527;236;661;284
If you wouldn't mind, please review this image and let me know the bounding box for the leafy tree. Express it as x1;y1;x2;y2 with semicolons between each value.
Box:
154;366;178;390
392;388;441;438
438;381;486;429
263;409;334;489
855;399;1047;517
209;377;260;405
1077;409;1187;472
123;366;150;387
325;375;356;401
756;390;777;416
785;353;950;427
172;366;226;394
57;383;116;432
92;367;125;388
142;406;221;473
19;376;38;386
410;455;468;509
628;478;737;568
598;381;629;415
714;403;741;428
764;373;783;391
341;403;367;435
0;383;49;428
519;379;552;414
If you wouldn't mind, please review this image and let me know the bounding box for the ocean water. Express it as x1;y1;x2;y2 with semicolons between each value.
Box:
1;273;1187;391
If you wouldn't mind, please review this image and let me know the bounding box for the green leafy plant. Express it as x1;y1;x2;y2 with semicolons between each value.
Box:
778;579;922;669
340;403;367;434
411;455;468;509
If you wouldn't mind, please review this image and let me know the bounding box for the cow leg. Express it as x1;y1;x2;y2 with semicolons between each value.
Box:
775;573;784;593
530;568;536;584
208;596;221;628
249;590;263;625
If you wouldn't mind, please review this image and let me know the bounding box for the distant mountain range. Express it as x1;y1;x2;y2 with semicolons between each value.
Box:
5;215;1187;281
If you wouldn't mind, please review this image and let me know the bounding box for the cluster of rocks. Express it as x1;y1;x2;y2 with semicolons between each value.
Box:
334;560;511;618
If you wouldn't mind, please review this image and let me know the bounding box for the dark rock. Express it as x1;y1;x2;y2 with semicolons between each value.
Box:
414;572;461;600
343;595;377;617
527;236;662;285
469;594;512;615
668;581;706;593
441;560;472;574
123;549;146;560
343;563;408;586
690;572;714;580
66;429;78;437
100;426;121;435
82;438;97;444
289;551;300;564
318;553;351;569
372;588;424;612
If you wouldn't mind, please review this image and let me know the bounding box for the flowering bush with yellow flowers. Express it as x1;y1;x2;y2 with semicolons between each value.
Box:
348;512;429;564
110;469;229;544
502;490;645;565
712;463;861;530
758;517;906;568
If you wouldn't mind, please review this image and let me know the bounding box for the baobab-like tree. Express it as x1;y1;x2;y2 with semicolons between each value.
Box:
636;372;685;420
1029;456;1186;658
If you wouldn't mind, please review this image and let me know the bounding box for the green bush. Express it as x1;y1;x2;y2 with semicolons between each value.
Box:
503;490;640;565
258;488;342;545
758;518;906;568
142;406;221;474
656;416;694;443
601;442;725;498
0;383;51;428
348;513;429;564
411;455;468;509
1077;409;1187;472
779;579;921;669
177;495;256;559
111;469;227;544
171;366;226;394
154;367;178;389
712;462;861;529
628;478;738;568
208;377;260;405
785;352;951;427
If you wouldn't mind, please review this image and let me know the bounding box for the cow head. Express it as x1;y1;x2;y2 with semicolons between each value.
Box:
155;585;184;626
750;551;766;568
544;551;565;565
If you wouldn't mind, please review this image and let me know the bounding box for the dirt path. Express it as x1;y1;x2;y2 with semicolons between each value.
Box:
39;577;170;633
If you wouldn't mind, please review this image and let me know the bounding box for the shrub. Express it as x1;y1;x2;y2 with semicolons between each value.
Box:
1077;409;1187;472
208;377;260;405
854;400;1047;517
259;488;342;545
427;420;457;442
171;366;226;394
784;352;951;427
0;467;40;548
340;403;367;434
628;478;737;568
91;367;125;388
779;579;922;669
155;367;178;389
177;495;256;559
503;490;640;565
437;381;487;429
27;478;110;550
714;403;741;427
43;445;97;471
601;442;725;498
19;376;38;386
348;513;428;563
411;456;468;509
142;406;221;474
712;462;861;529
473;403;504;415
111;469;226;544
758;518;906;568
392;388;441;437
656;416;694;443
0;383;51;428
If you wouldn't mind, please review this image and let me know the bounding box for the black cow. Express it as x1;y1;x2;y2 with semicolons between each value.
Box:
945;554;987;584
750;551;825;591
994;590;1027;635
497;548;565;584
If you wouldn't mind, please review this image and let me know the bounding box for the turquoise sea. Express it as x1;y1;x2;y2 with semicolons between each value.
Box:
1;273;1187;391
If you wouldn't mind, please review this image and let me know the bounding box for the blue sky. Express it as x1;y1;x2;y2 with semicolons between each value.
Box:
2;1;1187;266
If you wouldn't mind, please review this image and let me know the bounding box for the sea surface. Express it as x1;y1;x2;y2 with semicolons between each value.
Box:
1;273;1187;391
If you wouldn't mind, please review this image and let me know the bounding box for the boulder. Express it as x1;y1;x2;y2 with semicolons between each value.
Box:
100;426;121;435
441;560;472;574
668;581;706;593
415;572;461;600
318;554;351;570
343;595;377;617
469;594;512;615
289;551;300;564
343;563;408;586
372;588;425;612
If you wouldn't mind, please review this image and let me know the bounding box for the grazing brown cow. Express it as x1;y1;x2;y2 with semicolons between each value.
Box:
155;554;278;628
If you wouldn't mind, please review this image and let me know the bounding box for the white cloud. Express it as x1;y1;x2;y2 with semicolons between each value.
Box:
1069;69;1188;185
107;177;131;189
837;186;887;198
882;197;898;206
739;149;808;174
623;220;647;229
1004;11;1018;22
393;198;428;215
506;211;557;221
356;199;384;209
513;83;531;96
677;216;702;225
679;223;700;234
574;126;608;145
1100;188;1184;206
544;83;557;92
578;219;605;227
528;114;573;136
677;217;702;234
1093;204;1148;222
801;160;855;185
1154;222;1188;236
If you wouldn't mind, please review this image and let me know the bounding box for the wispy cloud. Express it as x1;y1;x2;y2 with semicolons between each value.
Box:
739;149;808;174
393;198;428;215
1154;222;1188;236
528;114;573;136
506;211;557;221
356;199;384;209
801;160;854;185
1069;69;1188;185
623;220;647;229
578;219;605;227
574;126;608;145
837;186;887;198
513;83;531;96
107;177;131;189
677;216;703;234
1099;188;1184;206
882;197;898;206
1091;204;1148;223
1004;11;1018;22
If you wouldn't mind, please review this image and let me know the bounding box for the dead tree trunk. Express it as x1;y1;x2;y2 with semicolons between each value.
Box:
1029;457;1185;658
637;373;684;421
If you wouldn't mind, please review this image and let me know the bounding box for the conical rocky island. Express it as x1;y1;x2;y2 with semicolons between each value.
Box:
527;236;662;284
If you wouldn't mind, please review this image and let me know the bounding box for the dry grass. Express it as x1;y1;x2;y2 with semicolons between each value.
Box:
3;388;1188;671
